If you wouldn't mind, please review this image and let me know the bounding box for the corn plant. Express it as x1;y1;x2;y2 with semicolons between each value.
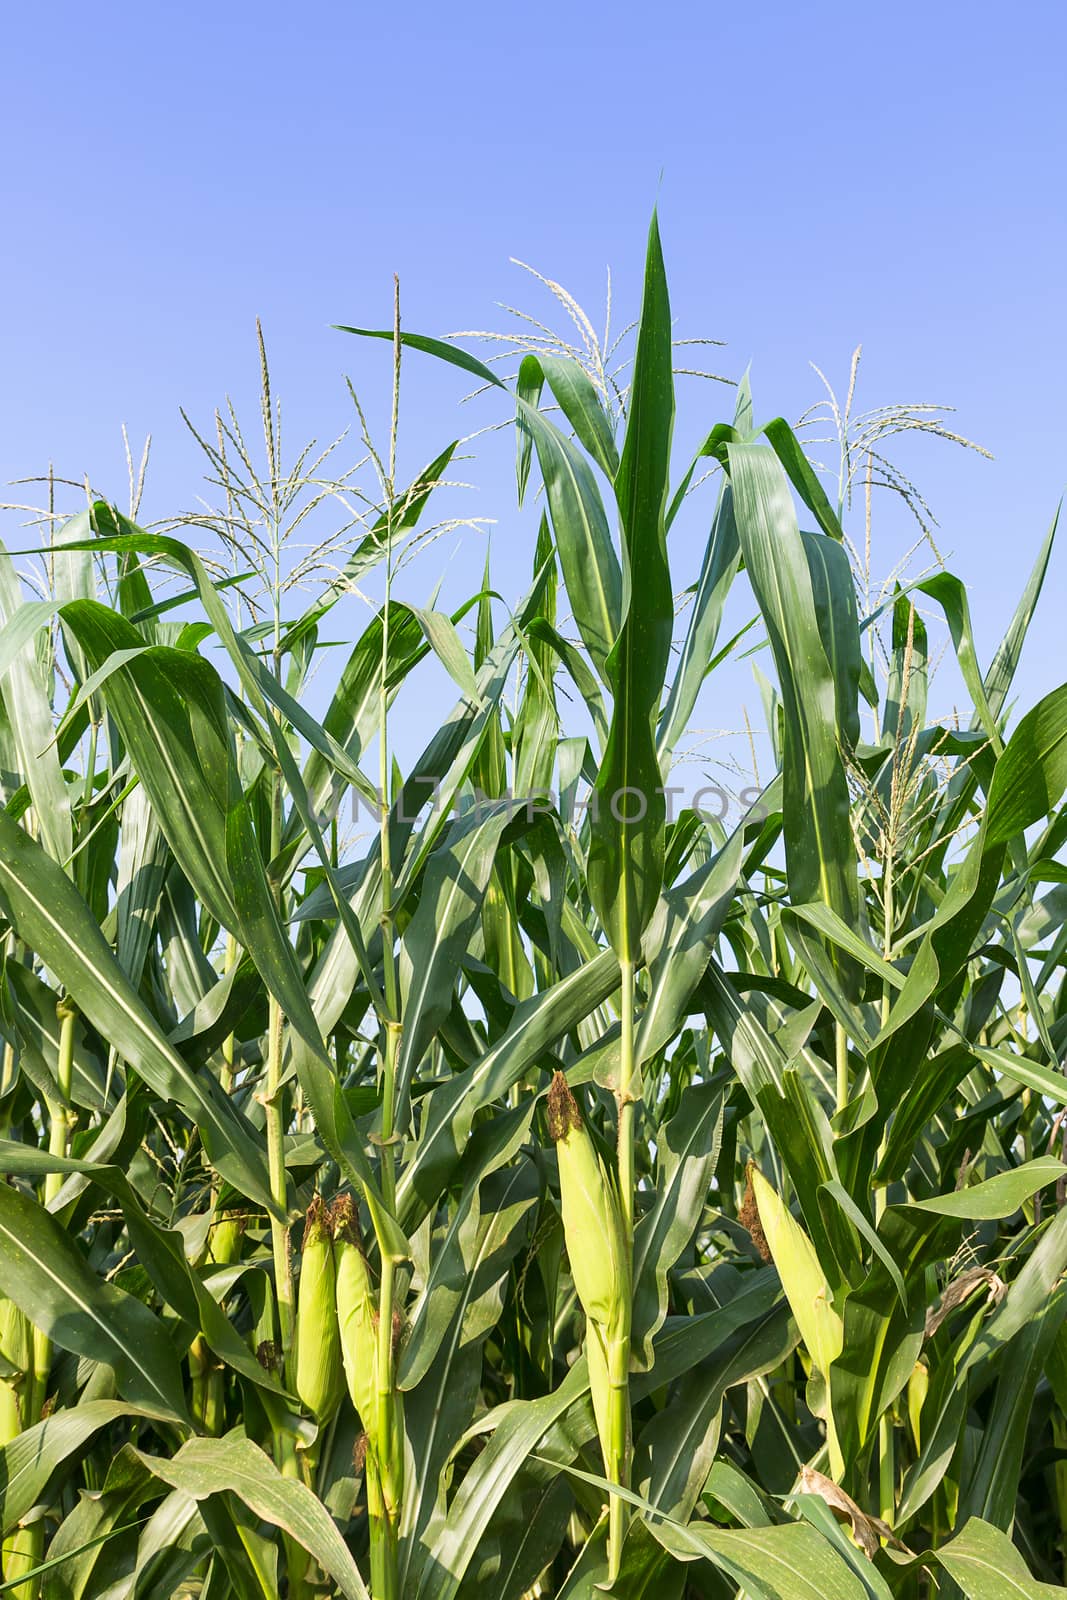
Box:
0;212;1062;1600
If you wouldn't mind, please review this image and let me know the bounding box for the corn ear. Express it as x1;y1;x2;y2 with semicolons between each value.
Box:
0;1381;21;1450
2;1521;43;1600
0;1299;31;1451
293;1197;343;1423
189;1333;225;1437
547;1071;628;1333
907;1358;929;1451
206;1208;247;1267
0;1297;31;1378
333;1195;379;1426
748;1165;843;1380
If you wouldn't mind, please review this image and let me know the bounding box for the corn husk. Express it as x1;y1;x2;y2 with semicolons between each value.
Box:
2;1521;43;1599
0;1298;31;1378
206;1208;247;1267
748;1165;844;1478
333;1195;379;1426
748;1165;843;1379
0;1381;21;1450
907;1358;929;1451
293;1197;343;1423
547;1072;628;1333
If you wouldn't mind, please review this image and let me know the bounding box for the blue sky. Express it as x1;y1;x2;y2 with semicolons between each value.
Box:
2;1;1064;788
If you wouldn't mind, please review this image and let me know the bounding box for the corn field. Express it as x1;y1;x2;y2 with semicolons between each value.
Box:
0;213;1065;1600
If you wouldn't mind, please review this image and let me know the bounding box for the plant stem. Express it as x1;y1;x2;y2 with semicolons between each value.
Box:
875;852;895;1225
221;929;237;1096
365;272;405;1600
265;993;293;1367
606;1330;631;1586
30;998;76;1431
878;1414;894;1525
609;956;637;1583
876;854;896;1521
265;727;294;1373
834;1022;849;1115
617;958;636;1232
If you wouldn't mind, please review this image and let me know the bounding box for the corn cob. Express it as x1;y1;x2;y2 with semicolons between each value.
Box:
907;1358;929;1451
206;1207;247;1267
0;1296;31;1379
747;1164;845;1477
190;1208;245;1434
333;1195;379;1426
0;1298;31;1449
547;1069;631;1563
189;1334;226;1437
2;1522;43;1600
0;1382;20;1452
747;1165;842;1380
546;1071;629;1333
293;1197;343;1424
334;1195;404;1540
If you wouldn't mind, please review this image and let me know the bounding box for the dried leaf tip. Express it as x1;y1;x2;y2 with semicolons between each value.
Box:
547;1070;582;1142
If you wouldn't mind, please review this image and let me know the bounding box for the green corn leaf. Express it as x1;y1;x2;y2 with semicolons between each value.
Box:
520;352;619;480
957;1284;1067;1533
61;603;237;927
413;1362;590;1600
906;1155;1067;1218
397;948;620;1230
0;807;275;1213
636;828;744;1069
335;325;623;682
650;1518;868;1600
933;1517;1066;1598
636;1287;796;1520
657;464;741;761
985;681;1067;845
801;530;861;749
0;1182;189;1422
762;416;845;542
0;1142;290;1400
980;508;1058;725
588;212;676;962
37;1443;156;1600
224;792;407;1257
916;571;1003;755
630;1083;724;1369
0;546;72;867
396;801;520;1129
727;443;860;950
0;1402;164;1538
136;1435;370;1600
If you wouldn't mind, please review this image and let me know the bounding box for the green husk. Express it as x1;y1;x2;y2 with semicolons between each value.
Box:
293;1196;343;1424
333;1194;379;1426
547;1071;629;1333
548;1070;632;1575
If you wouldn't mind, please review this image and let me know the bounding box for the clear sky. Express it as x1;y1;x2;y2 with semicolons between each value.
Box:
2;1;1064;789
